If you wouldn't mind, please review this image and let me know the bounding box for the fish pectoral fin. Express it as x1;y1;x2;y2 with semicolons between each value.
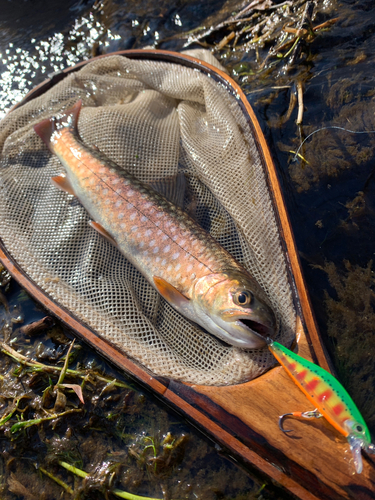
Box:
153;276;190;310
51;174;76;196
89;221;118;248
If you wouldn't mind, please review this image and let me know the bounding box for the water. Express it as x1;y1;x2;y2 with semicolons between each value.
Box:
1;0;375;498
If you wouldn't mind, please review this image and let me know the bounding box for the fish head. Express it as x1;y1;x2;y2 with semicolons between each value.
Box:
192;271;276;349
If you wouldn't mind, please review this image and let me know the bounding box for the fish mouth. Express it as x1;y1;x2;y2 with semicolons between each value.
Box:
235;317;274;345
238;318;272;336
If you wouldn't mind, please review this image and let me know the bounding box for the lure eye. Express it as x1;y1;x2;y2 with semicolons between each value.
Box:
356;425;363;433
233;290;252;307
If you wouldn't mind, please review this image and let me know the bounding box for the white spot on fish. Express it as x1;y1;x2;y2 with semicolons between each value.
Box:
89;178;95;185
99;167;106;174
141;216;148;222
187;264;193;272
144;202;152;209
115;200;122;208
155;221;160;227
118;213;124;219
191;273;196;279
143;250;149;256
157;230;162;236
126;203;133;210
153;247;159;253
145;230;152;237
103;188;108;195
181;277;186;283
127;190;134;197
112;178;120;185
162;259;167;266
163;245;170;253
149;240;155;247
71;147;81;159
131;226;138;232
172;252;180;260
167;265;172;272
175;263;181;272
162;234;168;241
140;241;144;248
130;213;137;221
179;239;186;246
155;257;160;263
175;273;181;280
120;223;126;229
156;212;163;218
105;199;110;205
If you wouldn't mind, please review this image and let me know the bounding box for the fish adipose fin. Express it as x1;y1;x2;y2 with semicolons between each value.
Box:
153;276;190;310
51;174;76;196
89;221;118;248
34;100;82;151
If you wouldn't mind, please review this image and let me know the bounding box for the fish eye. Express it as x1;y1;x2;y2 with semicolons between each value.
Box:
233;290;252;307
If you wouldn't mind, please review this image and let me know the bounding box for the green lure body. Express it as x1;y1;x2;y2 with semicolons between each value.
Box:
268;340;374;473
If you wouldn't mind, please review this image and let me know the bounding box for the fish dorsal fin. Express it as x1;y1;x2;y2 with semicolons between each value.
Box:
148;172;186;209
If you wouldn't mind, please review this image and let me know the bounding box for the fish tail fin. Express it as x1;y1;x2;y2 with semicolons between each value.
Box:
34;100;82;151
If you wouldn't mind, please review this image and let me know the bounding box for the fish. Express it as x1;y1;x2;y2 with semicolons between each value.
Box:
33;100;276;349
268;340;375;474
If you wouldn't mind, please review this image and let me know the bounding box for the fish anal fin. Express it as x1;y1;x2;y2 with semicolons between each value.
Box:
89;221;118;248
51;174;76;196
153;276;190;310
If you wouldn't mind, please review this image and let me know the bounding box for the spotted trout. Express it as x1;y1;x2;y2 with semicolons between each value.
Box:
34;100;276;348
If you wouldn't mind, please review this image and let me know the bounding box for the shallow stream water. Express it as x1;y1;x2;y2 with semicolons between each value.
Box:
0;0;375;498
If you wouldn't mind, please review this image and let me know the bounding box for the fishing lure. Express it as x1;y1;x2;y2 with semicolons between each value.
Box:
268;340;375;474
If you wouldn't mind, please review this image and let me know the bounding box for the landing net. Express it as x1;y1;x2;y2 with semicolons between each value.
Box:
0;50;295;385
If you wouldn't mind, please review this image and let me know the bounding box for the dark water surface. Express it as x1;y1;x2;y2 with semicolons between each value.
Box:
0;0;375;498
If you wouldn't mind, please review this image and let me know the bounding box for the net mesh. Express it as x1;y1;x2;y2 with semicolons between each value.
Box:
0;50;296;385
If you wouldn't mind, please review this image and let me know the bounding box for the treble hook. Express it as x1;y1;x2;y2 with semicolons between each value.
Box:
279;409;323;433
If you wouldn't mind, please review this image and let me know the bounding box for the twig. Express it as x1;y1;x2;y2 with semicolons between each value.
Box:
183;0;276;47
296;80;304;125
282;89;297;124
288;1;314;66
20;317;54;336
215;31;235;51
